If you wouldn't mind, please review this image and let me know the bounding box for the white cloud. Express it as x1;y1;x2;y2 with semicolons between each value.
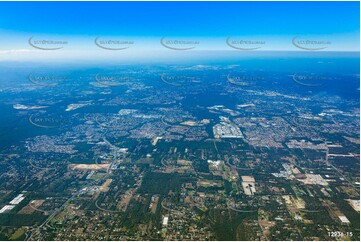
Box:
0;49;35;54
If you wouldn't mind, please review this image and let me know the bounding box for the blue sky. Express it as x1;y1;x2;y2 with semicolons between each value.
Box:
0;1;359;61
